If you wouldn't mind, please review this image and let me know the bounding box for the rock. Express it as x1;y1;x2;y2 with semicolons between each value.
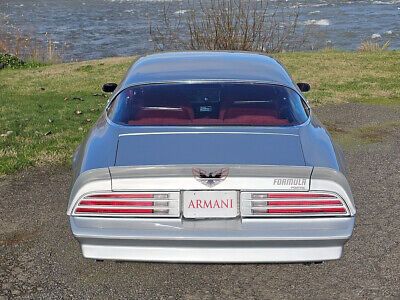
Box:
0;131;13;137
2;282;12;290
11;267;22;274
74;110;82;115
17;273;27;281
0;62;5;70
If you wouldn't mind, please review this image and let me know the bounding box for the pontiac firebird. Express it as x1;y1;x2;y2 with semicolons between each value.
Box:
68;52;356;263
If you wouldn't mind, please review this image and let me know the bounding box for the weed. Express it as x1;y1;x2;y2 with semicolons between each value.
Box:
358;40;390;52
75;65;94;72
0;12;64;64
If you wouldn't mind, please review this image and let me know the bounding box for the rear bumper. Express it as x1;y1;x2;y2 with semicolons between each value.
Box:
70;216;355;263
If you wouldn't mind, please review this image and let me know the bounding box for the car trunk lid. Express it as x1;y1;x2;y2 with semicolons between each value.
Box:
114;131;305;167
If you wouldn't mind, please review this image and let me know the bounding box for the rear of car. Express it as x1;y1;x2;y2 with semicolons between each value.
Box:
68;78;355;263
68;165;355;263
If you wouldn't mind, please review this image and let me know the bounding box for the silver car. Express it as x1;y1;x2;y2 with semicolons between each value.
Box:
68;52;355;263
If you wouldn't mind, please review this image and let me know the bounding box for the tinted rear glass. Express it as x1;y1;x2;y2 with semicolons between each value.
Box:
107;83;308;126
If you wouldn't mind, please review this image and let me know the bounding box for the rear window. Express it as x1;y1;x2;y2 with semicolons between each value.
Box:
107;83;309;126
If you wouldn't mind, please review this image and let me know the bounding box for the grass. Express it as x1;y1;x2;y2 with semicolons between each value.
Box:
275;50;400;105
356;122;400;143
324;121;400;147
0;50;399;177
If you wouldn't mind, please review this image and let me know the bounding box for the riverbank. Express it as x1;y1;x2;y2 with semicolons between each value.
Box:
0;50;399;176
2;0;399;60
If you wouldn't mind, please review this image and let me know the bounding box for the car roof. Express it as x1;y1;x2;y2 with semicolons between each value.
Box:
117;51;297;91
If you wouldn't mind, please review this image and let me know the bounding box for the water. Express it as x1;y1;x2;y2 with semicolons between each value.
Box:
1;0;399;61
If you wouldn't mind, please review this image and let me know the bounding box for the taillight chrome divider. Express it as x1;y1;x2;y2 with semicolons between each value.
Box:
73;192;180;217
241;192;349;217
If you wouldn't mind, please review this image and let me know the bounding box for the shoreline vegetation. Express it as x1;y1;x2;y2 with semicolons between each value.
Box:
0;50;399;177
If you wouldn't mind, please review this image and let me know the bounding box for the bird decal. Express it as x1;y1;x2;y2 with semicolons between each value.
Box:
192;167;229;187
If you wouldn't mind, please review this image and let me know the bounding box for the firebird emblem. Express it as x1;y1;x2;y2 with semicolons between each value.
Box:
192;167;229;187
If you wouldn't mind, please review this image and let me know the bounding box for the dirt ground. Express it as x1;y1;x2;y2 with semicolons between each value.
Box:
0;102;399;299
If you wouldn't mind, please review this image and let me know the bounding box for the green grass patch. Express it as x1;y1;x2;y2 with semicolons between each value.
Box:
275;50;400;105
324;120;400;149
356;122;400;143
0;51;399;176
0;56;134;176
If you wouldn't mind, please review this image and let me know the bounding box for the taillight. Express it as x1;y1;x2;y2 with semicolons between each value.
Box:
241;192;349;217
73;192;179;217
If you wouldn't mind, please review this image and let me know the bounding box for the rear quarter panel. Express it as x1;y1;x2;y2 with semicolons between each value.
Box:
299;113;343;172
72;113;120;182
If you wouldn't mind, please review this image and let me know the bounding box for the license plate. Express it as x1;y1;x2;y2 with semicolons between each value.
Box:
183;191;238;218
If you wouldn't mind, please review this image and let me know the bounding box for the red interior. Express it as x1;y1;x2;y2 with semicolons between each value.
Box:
131;107;194;125
128;102;290;126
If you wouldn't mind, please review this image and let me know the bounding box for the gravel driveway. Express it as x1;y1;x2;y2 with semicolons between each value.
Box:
1;102;399;299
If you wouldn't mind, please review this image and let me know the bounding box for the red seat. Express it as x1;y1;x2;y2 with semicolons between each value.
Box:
192;118;223;124
129;106;193;125
223;115;289;125
222;106;289;125
129;89;194;125
223;107;278;119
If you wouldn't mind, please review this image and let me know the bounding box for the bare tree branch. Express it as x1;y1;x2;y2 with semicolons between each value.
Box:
150;0;312;53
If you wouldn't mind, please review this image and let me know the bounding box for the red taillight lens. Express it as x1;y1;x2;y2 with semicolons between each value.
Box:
242;192;349;217
267;208;346;214
266;193;337;199
78;200;154;206
87;194;155;199
268;200;342;206
73;192;179;217
75;208;153;214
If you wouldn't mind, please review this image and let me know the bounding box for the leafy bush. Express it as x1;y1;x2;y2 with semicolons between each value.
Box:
0;53;47;70
0;53;25;69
